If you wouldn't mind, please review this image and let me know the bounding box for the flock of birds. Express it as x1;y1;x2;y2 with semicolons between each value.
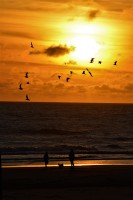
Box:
58;67;94;82
18;42;34;101
19;42;118;101
19;72;30;101
61;57;117;82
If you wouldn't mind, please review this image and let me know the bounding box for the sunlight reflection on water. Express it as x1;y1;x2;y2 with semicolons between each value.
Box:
3;159;133;168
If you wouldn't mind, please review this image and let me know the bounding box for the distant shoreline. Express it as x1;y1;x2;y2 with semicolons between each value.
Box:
0;101;133;104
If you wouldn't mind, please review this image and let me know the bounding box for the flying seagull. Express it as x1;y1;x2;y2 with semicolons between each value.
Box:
19;84;23;90
82;71;86;75
26;94;30;101
114;61;117;65
89;71;93;77
31;42;34;48
90;58;95;63
66;77;70;82
25;72;29;78
58;75;61;79
86;68;93;77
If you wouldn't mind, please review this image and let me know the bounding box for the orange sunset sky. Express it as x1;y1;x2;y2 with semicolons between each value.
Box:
0;0;133;103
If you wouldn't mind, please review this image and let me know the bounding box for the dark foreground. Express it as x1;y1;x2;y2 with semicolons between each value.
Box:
1;165;133;200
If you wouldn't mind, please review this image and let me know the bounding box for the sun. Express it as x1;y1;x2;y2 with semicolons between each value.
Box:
69;36;101;63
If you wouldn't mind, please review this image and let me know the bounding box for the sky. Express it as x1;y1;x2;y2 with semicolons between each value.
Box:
0;0;133;103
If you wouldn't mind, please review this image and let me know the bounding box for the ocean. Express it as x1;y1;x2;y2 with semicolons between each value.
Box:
0;102;133;166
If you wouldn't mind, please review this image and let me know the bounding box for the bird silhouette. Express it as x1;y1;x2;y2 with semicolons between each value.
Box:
26;94;30;101
19;84;23;90
89;71;93;77
70;71;73;74
82;71;86;74
98;61;102;64
90;58;95;63
66;77;70;82
86;68;93;77
31;42;34;48
26;82;30;84
114;61;117;65
58;75;61;79
25;72;29;78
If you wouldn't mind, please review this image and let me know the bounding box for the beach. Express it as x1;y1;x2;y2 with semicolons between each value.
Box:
2;164;133;200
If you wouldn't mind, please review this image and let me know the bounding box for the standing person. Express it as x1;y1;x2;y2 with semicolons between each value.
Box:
69;149;75;167
43;152;49;167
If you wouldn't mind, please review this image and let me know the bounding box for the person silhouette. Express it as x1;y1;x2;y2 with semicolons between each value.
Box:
69;149;75;167
43;152;49;167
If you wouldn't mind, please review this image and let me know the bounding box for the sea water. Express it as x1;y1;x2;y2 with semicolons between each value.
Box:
0;102;133;166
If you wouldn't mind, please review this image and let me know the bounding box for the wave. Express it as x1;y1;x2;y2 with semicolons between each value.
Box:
105;144;123;149
17;128;89;135
114;137;133;141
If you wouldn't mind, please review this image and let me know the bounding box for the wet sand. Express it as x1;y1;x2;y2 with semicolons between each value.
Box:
1;165;133;200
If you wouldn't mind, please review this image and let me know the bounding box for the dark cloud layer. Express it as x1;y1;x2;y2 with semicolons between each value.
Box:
29;45;76;57
45;45;75;57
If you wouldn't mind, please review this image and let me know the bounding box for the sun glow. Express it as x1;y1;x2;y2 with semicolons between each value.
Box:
69;36;101;62
69;22;105;35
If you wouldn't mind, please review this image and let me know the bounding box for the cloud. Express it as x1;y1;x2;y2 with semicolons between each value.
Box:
29;45;76;57
94;84;122;93
39;82;66;98
40;82;88;99
45;45;75;57
87;9;100;20
94;82;133;95
0;0;85;13
124;83;133;92
29;50;43;55
94;0;133;12
65;60;77;65
1;0;132;13
1;30;40;40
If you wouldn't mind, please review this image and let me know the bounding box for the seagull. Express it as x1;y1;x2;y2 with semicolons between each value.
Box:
19;84;23;90
86;68;93;77
89;71;93;77
90;58;95;63
31;42;34;48
114;61;117;65
25;72;29;78
58;75;61;79
26;94;30;101
98;61;102;64
66;77;70;82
